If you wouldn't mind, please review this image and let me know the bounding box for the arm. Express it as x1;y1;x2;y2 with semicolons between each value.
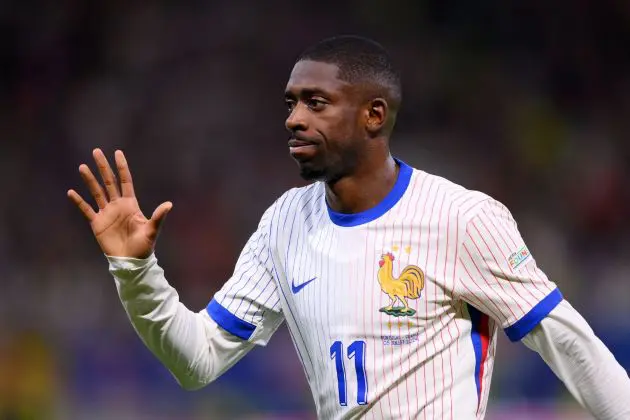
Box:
108;203;284;389
455;198;630;416
68;149;283;390
110;254;255;390
522;300;630;419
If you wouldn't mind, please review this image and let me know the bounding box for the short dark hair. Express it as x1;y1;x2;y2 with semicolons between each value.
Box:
297;35;402;109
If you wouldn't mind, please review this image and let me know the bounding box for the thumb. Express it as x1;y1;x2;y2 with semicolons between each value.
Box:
147;201;173;240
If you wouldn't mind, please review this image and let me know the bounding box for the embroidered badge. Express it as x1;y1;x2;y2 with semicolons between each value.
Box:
508;246;531;271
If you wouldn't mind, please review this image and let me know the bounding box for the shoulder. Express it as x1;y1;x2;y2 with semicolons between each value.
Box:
262;182;324;227
411;169;509;225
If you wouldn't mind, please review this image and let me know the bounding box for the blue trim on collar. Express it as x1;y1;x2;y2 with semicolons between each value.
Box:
327;159;413;227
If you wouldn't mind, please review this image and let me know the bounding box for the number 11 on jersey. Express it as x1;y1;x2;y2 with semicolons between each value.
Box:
330;340;368;406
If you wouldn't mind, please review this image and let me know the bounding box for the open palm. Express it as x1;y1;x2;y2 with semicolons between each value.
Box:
68;149;172;259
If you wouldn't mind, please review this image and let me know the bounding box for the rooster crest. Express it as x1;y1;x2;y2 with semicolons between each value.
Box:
377;253;425;317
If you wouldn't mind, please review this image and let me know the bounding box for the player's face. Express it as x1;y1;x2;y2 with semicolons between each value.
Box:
284;60;367;182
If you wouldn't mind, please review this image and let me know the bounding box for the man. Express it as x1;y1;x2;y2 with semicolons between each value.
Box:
68;36;630;419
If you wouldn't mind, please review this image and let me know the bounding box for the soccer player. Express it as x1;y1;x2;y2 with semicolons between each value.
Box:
67;36;630;419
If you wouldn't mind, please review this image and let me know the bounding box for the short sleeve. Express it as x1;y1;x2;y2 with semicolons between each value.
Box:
455;199;563;342
207;205;283;346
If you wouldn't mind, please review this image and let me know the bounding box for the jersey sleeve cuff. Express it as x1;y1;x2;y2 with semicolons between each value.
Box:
206;298;256;341
107;253;157;271
504;288;563;342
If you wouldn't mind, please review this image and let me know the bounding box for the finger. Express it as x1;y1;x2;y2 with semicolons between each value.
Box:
78;164;108;209
67;189;96;221
114;150;135;198
147;201;173;240
93;148;120;200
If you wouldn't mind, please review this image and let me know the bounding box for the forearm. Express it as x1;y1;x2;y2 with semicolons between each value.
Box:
108;254;253;390
522;300;630;419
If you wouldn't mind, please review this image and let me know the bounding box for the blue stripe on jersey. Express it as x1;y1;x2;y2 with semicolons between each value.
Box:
327;158;413;227
468;304;486;404
206;298;257;340
504;288;563;342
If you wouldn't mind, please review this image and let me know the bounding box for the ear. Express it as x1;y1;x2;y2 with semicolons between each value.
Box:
365;98;388;134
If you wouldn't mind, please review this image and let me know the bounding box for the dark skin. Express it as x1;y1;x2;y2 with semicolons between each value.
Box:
284;60;399;214
67;60;400;259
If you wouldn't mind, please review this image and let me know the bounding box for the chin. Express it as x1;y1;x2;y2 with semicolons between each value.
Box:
295;161;327;181
298;166;327;181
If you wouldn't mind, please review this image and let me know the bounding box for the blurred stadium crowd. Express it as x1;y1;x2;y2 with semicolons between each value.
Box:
0;1;628;419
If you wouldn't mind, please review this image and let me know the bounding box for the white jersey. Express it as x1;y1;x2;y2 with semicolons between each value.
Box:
207;159;561;419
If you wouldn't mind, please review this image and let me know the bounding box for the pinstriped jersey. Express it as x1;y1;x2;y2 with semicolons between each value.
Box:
207;159;562;419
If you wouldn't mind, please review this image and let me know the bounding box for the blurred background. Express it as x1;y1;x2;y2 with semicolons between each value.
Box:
1;0;629;418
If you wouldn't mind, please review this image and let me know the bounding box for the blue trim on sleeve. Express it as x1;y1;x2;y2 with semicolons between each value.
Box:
504;288;563;342
206;299;256;340
327;158;413;227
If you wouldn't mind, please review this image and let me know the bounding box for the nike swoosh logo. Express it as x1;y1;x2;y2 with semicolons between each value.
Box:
291;277;317;294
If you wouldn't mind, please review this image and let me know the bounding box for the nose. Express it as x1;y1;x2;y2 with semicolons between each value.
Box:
285;104;308;133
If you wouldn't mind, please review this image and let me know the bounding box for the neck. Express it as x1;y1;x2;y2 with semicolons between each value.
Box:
325;153;399;214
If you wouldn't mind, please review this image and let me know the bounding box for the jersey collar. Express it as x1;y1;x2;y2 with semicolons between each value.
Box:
327;158;413;227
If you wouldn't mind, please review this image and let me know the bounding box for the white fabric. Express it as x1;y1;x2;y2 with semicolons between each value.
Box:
209;203;285;345
523;300;630;419
109;254;630;419
208;167;560;418
107;162;630;419
455;199;558;332
109;254;253;390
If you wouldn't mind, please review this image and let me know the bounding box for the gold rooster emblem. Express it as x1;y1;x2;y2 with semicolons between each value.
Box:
377;253;425;317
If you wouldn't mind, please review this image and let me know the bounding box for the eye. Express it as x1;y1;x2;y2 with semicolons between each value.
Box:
306;98;327;111
285;99;296;113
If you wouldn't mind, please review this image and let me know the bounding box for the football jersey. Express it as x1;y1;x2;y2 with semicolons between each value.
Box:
207;159;562;419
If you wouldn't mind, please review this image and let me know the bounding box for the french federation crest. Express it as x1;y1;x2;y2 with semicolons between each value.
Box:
377;252;425;317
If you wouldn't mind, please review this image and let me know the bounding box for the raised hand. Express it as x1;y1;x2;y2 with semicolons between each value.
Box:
68;148;172;259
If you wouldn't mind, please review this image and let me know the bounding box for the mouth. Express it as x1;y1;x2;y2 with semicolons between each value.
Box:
288;138;318;158
288;137;317;147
